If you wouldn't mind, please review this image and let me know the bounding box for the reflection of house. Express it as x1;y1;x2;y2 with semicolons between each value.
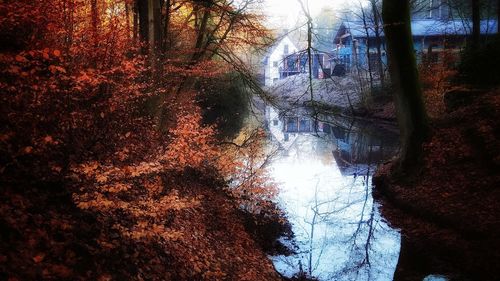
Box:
266;106;326;149
284;116;323;133
263;35;333;86
325;122;399;175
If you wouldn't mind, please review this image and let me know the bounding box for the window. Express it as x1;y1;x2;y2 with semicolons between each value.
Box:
273;61;278;67
273;119;278;126
299;118;311;132
286;117;298;132
284;44;289;54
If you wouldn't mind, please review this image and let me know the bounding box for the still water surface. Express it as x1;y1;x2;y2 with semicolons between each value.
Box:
265;106;401;280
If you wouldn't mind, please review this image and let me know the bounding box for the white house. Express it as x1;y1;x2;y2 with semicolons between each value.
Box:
263;35;299;86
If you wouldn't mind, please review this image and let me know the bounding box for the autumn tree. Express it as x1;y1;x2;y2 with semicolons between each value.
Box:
382;0;430;170
1;0;282;280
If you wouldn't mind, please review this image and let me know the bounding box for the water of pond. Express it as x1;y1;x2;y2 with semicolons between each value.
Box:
264;106;402;281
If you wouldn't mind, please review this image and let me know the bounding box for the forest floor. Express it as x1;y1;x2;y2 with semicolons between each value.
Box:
373;88;500;280
0;168;289;280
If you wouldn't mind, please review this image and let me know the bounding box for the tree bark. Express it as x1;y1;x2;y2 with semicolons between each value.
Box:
471;0;480;46
91;0;99;50
147;0;162;55
382;0;429;170
137;0;161;68
370;0;385;88
125;1;131;40
192;4;211;62
137;0;149;45
361;7;375;93
133;1;138;43
163;0;171;52
90;0;99;68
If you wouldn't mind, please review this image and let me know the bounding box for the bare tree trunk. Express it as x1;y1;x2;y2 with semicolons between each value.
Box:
472;0;481;46
296;0;315;108
192;4;211;62
91;0;99;52
361;7;375;93
133;1;138;43
163;0;171;52
125;0;131;40
63;0;75;53
370;0;385;88
137;0;149;47
137;0;161;62
382;0;429;170
498;0;500;33
147;0;161;60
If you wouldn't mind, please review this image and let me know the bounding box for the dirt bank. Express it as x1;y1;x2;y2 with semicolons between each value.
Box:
373;89;500;280
0;169;284;280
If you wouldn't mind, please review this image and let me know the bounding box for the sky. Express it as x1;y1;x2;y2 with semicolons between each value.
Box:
262;0;347;29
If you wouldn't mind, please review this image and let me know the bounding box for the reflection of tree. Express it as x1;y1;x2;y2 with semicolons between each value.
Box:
302;143;391;280
326;150;377;280
267;106;400;280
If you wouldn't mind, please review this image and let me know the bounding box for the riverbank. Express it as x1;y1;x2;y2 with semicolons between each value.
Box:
0;168;287;280
373;88;500;280
266;74;396;123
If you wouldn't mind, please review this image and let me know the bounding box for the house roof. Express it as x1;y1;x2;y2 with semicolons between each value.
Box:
342;19;498;38
268;35;299;55
262;35;300;63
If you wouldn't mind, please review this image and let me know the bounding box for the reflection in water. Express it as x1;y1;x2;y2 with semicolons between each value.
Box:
266;107;401;280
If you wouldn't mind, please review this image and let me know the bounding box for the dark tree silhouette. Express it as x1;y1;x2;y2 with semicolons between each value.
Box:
382;0;429;170
471;0;481;46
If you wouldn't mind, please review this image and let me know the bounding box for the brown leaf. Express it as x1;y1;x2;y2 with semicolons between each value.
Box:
33;253;45;263
15;55;27;63
49;264;72;278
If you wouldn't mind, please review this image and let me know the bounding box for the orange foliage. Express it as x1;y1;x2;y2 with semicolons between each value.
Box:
1;0;280;280
165;107;218;170
419;51;459;118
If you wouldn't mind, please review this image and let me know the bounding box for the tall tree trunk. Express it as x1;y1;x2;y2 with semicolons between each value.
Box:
471;0;481;46
63;0;75;53
192;4;211;62
361;7;375;93
371;0;385;88
163;0;171;52
382;0;429;170
137;0;149;49
147;0;162;65
137;0;161;59
133;1;138;43
91;0;99;51
125;1;131;40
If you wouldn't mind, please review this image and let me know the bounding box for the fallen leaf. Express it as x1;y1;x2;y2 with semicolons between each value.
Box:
33;253;45;263
15;55;27;63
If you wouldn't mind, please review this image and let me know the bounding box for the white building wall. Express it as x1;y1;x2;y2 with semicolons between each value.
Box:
264;36;299;86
